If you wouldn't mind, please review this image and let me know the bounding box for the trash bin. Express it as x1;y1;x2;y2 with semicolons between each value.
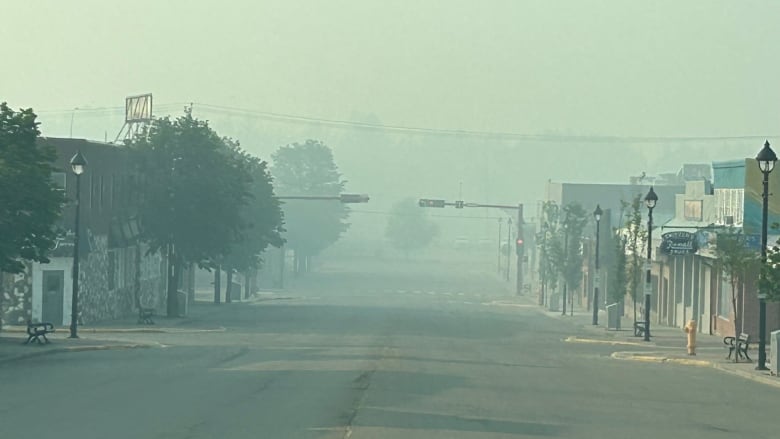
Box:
607;303;621;331
230;282;242;301
177;291;188;317
771;330;780;375
549;293;559;312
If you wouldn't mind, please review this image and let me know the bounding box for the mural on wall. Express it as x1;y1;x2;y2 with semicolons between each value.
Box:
0;263;33;326
744;158;780;236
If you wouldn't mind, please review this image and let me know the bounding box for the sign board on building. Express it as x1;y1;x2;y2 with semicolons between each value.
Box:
125;94;152;122
660;231;698;255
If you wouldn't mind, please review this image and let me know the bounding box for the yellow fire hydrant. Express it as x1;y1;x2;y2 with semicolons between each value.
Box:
683;320;697;355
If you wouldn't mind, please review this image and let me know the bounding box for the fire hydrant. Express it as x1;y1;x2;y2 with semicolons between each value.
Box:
683;320;697;355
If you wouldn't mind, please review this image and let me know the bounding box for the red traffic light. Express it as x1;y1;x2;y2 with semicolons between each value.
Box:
516;238;523;245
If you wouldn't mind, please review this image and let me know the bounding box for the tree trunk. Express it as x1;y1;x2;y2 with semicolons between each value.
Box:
213;266;221;304
293;251;299;278
187;263;195;304
226;270;233;303
134;244;142;310
562;282;568;315
731;279;740;362
166;246;181;317
0;272;4;332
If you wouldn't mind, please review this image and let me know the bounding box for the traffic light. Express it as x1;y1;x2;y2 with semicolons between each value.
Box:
515;238;524;256
339;193;370;203
419;199;446;208
454;200;465;209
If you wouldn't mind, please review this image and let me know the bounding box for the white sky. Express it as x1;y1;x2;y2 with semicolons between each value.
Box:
2;0;779;138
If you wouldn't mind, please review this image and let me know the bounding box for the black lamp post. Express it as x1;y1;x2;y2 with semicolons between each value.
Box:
69;151;87;339
643;187;657;342
755;140;776;371
592;205;603;325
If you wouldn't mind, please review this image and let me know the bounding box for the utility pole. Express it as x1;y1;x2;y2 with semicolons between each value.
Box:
506;218;512;282
562;218;569;316
497;218;503;274
516;204;524;295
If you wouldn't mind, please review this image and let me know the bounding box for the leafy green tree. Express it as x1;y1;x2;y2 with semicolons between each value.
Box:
624;195;647;321
607;230;628;304
0;103;66;274
537;201;563;304
222;143;285;300
385;198;439;256
129;111;251;315
271;140;349;274
716;228;758;346
761;225;780;302
559;202;589;314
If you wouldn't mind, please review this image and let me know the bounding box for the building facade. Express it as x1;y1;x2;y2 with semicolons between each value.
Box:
1;138;168;328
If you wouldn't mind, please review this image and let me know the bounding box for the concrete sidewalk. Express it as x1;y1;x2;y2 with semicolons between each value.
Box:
545;305;779;388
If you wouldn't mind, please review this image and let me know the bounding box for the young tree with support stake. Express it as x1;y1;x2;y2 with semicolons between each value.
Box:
559;202;589;315
715;228;758;361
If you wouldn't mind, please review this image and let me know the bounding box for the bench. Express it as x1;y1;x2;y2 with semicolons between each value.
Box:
634;321;649;337
724;333;751;361
137;307;155;325
25;321;55;345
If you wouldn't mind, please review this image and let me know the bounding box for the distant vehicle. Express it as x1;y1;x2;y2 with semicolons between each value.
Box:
454;237;470;250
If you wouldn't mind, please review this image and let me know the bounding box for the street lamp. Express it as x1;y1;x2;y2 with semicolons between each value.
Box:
643;186;658;342
69;151;87;339
755;140;776;371
592;204;603;325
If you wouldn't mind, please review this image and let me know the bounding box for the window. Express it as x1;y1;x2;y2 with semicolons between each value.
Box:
718;275;731;319
684;200;702;221
107;250;124;290
51;172;66;190
714;188;744;226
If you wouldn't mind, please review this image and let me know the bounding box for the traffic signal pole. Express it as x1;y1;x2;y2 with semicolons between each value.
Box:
419;198;525;295
516;203;524;295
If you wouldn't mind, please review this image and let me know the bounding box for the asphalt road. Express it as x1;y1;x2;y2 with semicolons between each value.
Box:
1;259;777;439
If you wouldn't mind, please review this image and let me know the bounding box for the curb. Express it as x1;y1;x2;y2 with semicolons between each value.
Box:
0;342;162;364
565;336;652;347
611;351;780;389
2;326;224;334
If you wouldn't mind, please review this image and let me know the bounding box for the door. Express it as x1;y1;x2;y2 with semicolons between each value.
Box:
42;270;64;324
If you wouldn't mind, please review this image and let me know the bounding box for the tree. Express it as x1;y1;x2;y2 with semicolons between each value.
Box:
624;195;647;322
385;198;439;256
761;225;780;302
715;228;758;354
537;201;563;305
0;103;66;274
607;230;628;304
271;140;349;274
559;202;589;315
604;200;629;306
129;111;251;316
221;143;285;300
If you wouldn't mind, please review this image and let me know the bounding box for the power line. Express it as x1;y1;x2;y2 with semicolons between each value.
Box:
33;101;776;143
349;209;508;220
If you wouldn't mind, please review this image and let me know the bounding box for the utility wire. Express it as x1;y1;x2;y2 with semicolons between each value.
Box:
33;101;777;143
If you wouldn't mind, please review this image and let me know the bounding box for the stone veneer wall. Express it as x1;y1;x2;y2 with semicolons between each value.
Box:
77;233;166;324
0;262;33;327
